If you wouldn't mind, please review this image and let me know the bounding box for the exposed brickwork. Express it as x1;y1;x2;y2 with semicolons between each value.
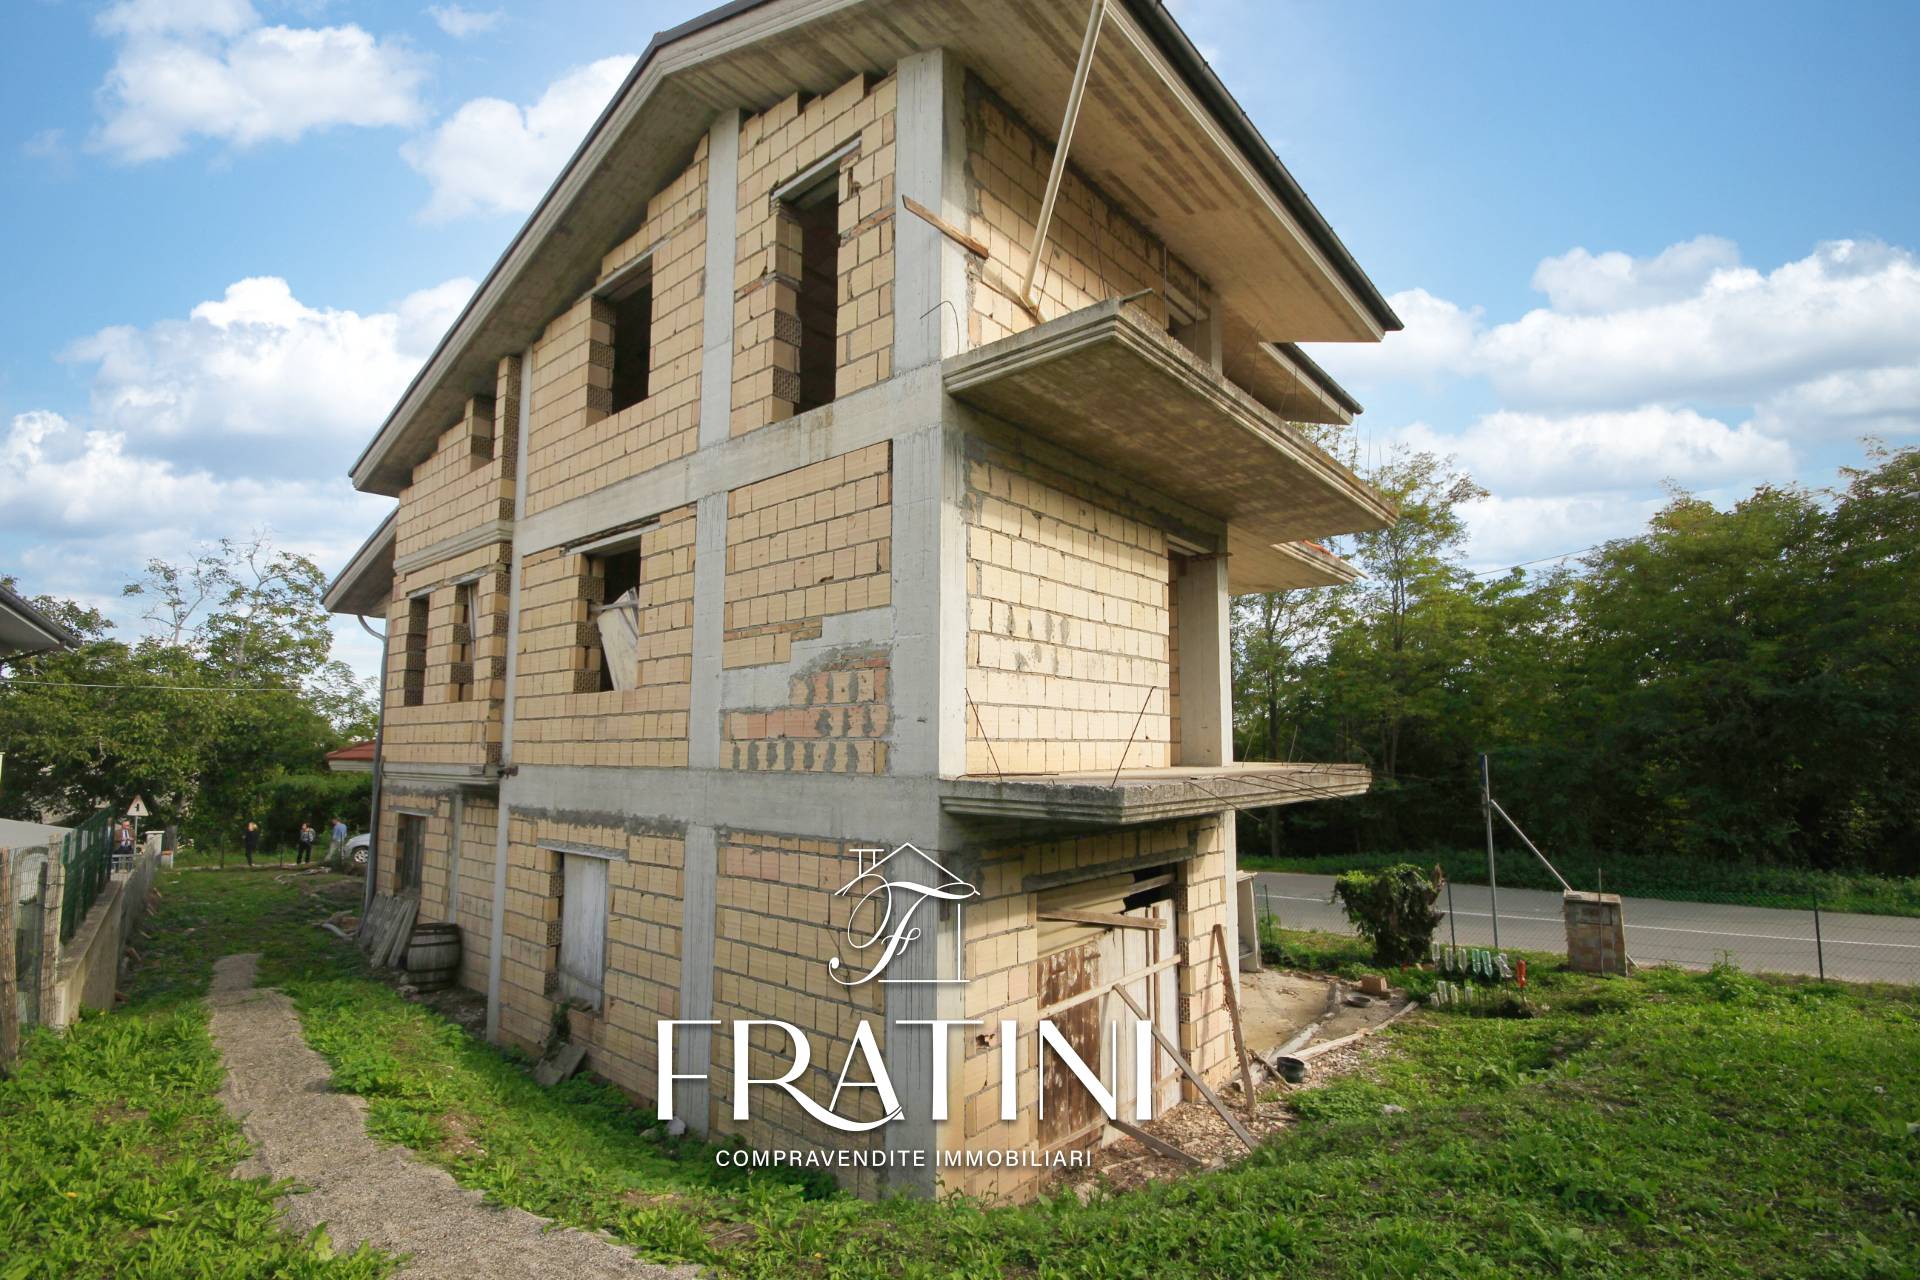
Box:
946;820;1230;1201
395;381;518;564
383;545;510;772
493;814;686;1103
453;797;497;993
708;831;891;1198
722;648;890;774
731;76;896;436
723;443;891;668
963;437;1172;774
965;83;1206;348
526;140;709;515
513;504;695;768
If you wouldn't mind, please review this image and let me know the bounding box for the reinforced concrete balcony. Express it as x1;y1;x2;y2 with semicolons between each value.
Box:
942;300;1392;594
939;762;1371;826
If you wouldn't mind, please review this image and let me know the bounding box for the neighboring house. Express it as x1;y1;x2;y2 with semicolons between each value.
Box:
323;742;377;774
325;0;1398;1201
0;580;79;663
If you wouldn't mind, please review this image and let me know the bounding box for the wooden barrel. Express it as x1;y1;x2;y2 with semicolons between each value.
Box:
404;921;461;991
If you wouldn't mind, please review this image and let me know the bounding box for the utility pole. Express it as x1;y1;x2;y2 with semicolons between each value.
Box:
1482;752;1500;952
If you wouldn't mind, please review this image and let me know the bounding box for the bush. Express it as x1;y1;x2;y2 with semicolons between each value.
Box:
1332;863;1445;965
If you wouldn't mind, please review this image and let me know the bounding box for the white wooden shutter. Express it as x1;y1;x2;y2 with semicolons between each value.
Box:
594;588;642;691
557;854;608;1009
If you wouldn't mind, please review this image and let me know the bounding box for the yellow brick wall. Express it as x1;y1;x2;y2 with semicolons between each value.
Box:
946;819;1231;1200
382;544;510;772
708;831;891;1197
731;75;896;436
965;82;1205;348
526;140;709;515
450;798;497;993
373;790;446;900
511;504;695;768
722;648;891;774
494;815;685;1100
722;443;892;669
394;367;518;563
963;436;1172;774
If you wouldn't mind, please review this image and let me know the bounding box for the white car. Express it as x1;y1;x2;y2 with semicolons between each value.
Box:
345;833;371;867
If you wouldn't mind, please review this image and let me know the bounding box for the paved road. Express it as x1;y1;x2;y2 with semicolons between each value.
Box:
1250;872;1920;985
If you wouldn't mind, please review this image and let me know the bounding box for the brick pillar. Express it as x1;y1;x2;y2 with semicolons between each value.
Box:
1562;891;1627;975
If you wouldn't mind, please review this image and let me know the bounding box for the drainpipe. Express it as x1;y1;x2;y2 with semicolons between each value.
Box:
485;346;534;1043
357;612;388;921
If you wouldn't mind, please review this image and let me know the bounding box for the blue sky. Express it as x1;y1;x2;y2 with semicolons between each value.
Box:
4;0;1918;684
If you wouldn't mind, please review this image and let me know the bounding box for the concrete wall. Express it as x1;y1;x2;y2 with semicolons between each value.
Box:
48;849;160;1027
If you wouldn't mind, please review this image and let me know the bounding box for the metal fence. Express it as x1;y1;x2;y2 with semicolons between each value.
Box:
1253;872;1920;986
58;808;113;944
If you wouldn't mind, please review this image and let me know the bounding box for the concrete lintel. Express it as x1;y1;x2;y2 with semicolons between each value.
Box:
503;765;942;844
391;519;514;578
517;365;942;557
939;764;1371;825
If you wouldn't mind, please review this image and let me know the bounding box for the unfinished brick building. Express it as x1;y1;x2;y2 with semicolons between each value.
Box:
326;0;1399;1200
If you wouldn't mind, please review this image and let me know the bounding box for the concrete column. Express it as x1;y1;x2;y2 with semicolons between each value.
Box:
1175;553;1231;766
698;111;741;451
893;48;969;372
676;823;718;1131
485;345;535;1043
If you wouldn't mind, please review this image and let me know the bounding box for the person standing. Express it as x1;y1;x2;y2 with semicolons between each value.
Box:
297;822;316;866
113;820;136;870
329;816;348;867
242;821;260;869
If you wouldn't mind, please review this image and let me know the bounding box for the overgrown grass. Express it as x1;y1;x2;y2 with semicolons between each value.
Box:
1241;847;1920;917
0;869;393;1278
9;872;1919;1278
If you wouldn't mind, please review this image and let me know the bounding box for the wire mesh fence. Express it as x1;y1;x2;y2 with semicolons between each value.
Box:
1253;870;1920;986
57;808;113;944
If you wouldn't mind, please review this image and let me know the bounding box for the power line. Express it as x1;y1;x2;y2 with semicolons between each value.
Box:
0;678;305;695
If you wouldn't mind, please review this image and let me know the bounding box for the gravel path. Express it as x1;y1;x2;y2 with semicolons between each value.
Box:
207;953;700;1279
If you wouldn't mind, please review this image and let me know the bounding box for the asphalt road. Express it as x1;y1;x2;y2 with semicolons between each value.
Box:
1250;872;1920;985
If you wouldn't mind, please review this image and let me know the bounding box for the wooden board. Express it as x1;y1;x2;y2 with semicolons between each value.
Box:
1035;940;1103;1149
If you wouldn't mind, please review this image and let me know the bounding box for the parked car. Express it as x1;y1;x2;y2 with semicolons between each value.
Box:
345;833;371;867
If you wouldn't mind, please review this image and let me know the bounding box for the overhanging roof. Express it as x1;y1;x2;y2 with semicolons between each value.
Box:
323;512;397;617
945;300;1397;545
350;0;1399;496
941;763;1371;825
0;581;80;659
1227;534;1362;595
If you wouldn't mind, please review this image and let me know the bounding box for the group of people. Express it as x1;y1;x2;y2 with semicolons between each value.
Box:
237;816;351;867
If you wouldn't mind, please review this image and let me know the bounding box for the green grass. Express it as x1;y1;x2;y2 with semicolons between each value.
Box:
1240;848;1920;918
8;871;1919;1278
0;869;393;1278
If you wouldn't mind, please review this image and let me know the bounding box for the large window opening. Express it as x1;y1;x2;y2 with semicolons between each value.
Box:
401;594;428;707
395;813;426;895
450;580;477;702
783;174;841;414
608;273;653;415
586;545;642;693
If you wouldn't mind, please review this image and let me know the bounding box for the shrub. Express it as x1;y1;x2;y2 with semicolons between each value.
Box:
1332;863;1446;965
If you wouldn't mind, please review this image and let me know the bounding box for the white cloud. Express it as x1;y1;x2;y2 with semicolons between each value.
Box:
428;4;503;38
62;275;475;472
1529;235;1740;315
1314;287;1481;386
1457;491;1671;574
1479;239;1920;410
1754;365;1920;439
403;55;634;221
92;1;426;161
1395;406;1793;498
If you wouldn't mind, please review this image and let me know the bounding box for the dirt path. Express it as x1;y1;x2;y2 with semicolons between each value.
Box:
206;954;699;1279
